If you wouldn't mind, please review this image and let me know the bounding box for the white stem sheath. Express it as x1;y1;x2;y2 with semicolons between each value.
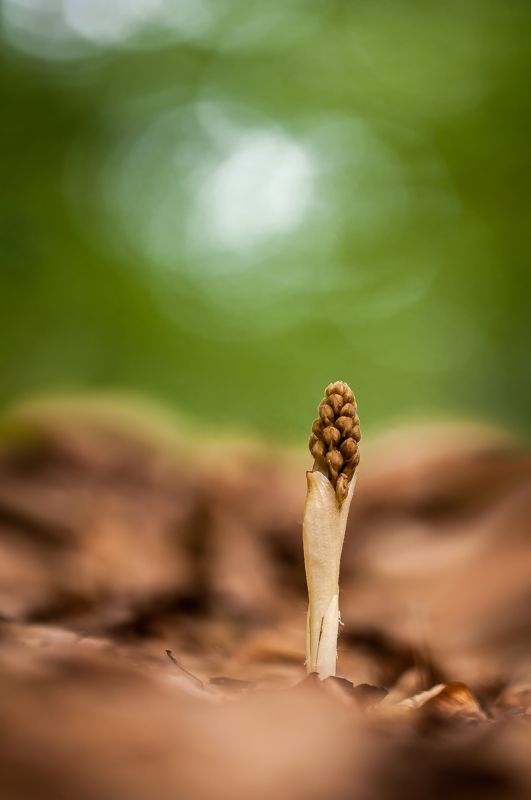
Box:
303;471;356;678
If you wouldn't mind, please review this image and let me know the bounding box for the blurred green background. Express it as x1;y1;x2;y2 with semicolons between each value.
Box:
1;0;530;443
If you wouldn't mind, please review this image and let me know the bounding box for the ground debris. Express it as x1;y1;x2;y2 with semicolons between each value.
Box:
1;402;531;798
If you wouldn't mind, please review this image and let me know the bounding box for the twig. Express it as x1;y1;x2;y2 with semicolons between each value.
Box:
165;650;204;689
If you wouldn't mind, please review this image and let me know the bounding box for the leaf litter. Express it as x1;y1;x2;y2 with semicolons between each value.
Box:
0;400;531;798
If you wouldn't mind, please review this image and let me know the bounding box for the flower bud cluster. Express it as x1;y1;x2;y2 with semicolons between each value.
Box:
308;381;361;505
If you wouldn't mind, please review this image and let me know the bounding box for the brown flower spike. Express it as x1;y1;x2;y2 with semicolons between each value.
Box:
308;381;361;506
303;381;361;677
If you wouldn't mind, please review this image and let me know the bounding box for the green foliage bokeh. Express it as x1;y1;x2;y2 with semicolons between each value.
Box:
1;0;530;443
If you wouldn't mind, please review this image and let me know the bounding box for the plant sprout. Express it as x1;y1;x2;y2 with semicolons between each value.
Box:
303;381;361;678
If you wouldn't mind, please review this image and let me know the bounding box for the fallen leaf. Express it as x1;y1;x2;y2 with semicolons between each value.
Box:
400;682;486;720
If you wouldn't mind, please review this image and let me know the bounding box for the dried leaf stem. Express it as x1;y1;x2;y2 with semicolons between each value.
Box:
303;382;360;678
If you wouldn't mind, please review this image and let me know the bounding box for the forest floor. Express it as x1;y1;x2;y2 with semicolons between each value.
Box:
0;397;530;800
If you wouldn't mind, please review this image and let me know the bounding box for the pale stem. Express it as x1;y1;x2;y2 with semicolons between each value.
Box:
303;471;357;678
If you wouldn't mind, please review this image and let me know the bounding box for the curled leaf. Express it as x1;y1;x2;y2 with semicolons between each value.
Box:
399;681;486;720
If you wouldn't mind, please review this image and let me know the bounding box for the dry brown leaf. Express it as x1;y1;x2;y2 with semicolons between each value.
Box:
399;681;486;720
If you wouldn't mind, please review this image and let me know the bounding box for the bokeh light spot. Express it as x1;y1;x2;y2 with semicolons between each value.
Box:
187;130;314;257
